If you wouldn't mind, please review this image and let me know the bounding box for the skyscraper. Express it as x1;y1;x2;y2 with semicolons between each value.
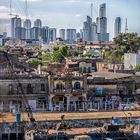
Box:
82;16;93;41
66;29;76;44
30;27;41;40
41;26;49;43
49;28;56;42
99;3;106;18
114;17;121;37
91;22;98;41
34;19;42;28
96;3;109;41
11;17;21;38
59;29;65;41
23;19;31;39
15;27;26;39
82;16;98;42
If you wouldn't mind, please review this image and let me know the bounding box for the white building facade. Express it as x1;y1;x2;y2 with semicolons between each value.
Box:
124;53;140;70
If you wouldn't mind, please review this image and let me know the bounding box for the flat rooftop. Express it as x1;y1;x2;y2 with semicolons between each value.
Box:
88;72;133;79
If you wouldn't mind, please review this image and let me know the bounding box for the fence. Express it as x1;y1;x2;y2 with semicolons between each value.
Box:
0;101;139;113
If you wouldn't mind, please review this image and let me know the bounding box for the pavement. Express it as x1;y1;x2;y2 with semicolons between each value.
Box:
0;111;140;123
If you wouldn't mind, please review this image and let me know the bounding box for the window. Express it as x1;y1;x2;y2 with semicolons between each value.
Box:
56;83;64;89
83;67;86;73
27;84;33;94
74;82;81;89
79;67;82;73
41;84;45;91
8;84;13;94
87;67;91;73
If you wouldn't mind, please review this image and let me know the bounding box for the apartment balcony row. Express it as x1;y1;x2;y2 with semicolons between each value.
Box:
51;88;85;95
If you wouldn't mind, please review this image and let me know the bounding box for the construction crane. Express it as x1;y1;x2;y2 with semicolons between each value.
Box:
4;51;36;123
9;0;19;18
8;13;19;18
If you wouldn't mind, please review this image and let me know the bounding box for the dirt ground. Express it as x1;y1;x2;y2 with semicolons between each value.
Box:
0;111;140;123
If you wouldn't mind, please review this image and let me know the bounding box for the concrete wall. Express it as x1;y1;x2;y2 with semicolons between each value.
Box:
0;78;48;95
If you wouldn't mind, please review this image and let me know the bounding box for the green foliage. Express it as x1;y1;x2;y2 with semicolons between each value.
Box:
0;45;9;51
114;33;140;53
135;64;140;71
29;58;41;65
105;33;140;65
41;45;81;63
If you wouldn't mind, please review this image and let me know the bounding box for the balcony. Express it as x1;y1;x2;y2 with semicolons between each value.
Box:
53;88;66;94
72;88;84;95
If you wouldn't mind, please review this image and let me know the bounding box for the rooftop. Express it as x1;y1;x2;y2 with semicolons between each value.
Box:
88;72;133;80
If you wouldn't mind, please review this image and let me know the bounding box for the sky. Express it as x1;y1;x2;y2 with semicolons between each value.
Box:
0;0;140;40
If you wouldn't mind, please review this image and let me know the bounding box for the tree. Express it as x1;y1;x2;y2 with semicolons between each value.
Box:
104;33;140;70
0;45;9;51
41;45;81;63
114;33;140;53
29;58;41;65
135;64;140;71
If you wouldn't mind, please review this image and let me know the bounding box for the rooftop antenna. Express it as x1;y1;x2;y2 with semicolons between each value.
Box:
125;18;128;33
91;3;93;19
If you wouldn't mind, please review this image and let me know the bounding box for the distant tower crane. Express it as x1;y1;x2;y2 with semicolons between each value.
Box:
91;3;93;19
9;0;19;18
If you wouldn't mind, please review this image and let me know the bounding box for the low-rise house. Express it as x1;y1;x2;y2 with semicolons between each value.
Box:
48;73;87;111
0;51;49;112
87;72;137;110
0;77;48;112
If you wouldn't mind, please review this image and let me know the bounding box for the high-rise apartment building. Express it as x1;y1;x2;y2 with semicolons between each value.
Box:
23;19;31;39
66;29;76;44
41;26;49;43
34;19;42;28
114;17;121;37
15;27;26;39
30;27;41;40
11;17;21;38
59;29;65;41
49;28;56;42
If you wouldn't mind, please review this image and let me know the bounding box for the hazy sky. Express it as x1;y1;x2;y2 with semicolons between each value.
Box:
0;0;140;39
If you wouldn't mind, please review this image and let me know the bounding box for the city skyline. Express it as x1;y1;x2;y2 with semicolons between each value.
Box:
0;0;140;39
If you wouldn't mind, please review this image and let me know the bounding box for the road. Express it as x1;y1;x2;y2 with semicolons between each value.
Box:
0;111;140;123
